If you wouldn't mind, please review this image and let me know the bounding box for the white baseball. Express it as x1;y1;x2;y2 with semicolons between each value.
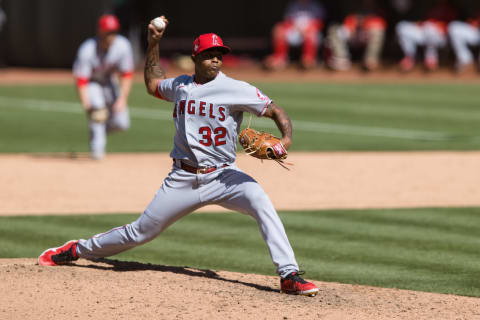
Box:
152;17;165;31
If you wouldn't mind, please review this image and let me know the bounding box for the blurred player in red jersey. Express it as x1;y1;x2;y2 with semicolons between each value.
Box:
264;0;326;70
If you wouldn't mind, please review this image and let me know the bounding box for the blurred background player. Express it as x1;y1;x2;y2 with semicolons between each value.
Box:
325;0;386;72
448;12;480;73
264;0;326;70
73;14;134;160
396;0;457;72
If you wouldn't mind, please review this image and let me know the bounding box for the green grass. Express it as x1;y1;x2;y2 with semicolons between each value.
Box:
2;207;480;297
0;82;478;152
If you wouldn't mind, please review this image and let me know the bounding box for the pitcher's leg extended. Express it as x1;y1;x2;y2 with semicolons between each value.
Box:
77;173;202;259
39;169;203;264
76;212;167;259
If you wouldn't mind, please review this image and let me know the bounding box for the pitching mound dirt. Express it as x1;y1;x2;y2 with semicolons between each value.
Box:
1;258;479;320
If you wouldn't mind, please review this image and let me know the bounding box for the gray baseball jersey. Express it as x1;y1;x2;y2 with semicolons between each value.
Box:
157;71;271;167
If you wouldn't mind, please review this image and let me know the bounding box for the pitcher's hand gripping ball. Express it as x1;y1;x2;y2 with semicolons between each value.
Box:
152;17;166;31
239;127;291;169
88;108;109;123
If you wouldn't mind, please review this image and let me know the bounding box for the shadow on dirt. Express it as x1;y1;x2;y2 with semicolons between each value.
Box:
76;258;278;293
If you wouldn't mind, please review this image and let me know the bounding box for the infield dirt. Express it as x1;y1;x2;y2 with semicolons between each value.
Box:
1;152;480;215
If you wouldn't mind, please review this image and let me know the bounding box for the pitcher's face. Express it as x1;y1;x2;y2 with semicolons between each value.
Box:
192;49;224;82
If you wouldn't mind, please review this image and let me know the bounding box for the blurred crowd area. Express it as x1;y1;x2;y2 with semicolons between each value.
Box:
261;0;480;74
1;0;480;75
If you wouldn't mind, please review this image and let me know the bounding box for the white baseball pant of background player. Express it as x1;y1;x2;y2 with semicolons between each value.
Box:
448;21;480;69
87;83;130;159
396;21;447;63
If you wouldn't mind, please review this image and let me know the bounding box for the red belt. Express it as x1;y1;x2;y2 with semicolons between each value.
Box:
174;159;228;174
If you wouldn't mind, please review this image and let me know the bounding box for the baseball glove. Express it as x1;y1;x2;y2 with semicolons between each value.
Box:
88;108;109;123
238;127;291;169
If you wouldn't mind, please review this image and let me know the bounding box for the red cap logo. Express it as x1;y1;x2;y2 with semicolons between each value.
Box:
98;14;120;33
192;33;231;56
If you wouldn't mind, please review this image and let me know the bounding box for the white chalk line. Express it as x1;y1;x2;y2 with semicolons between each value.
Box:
0;96;454;141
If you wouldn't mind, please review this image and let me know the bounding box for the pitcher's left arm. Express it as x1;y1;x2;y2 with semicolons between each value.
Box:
262;102;293;150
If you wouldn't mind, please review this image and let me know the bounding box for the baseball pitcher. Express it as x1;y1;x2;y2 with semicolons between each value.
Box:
73;14;134;160
39;16;319;297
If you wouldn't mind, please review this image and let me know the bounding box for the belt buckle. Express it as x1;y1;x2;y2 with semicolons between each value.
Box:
198;165;219;174
198;167;211;174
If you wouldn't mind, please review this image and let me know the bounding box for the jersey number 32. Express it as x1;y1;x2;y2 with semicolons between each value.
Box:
199;126;227;146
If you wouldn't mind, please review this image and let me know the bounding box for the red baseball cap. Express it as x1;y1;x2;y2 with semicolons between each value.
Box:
98;14;120;33
192;33;231;56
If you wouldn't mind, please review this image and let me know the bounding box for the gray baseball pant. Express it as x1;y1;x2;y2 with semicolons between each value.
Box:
76;164;299;278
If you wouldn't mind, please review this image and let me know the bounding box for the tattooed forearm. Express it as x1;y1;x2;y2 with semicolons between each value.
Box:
273;106;292;139
144;43;166;94
263;103;292;148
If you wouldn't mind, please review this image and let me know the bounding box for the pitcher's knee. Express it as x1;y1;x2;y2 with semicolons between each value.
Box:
243;185;272;211
127;219;160;245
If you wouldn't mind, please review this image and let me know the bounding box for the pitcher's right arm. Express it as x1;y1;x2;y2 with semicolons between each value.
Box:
144;16;169;96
